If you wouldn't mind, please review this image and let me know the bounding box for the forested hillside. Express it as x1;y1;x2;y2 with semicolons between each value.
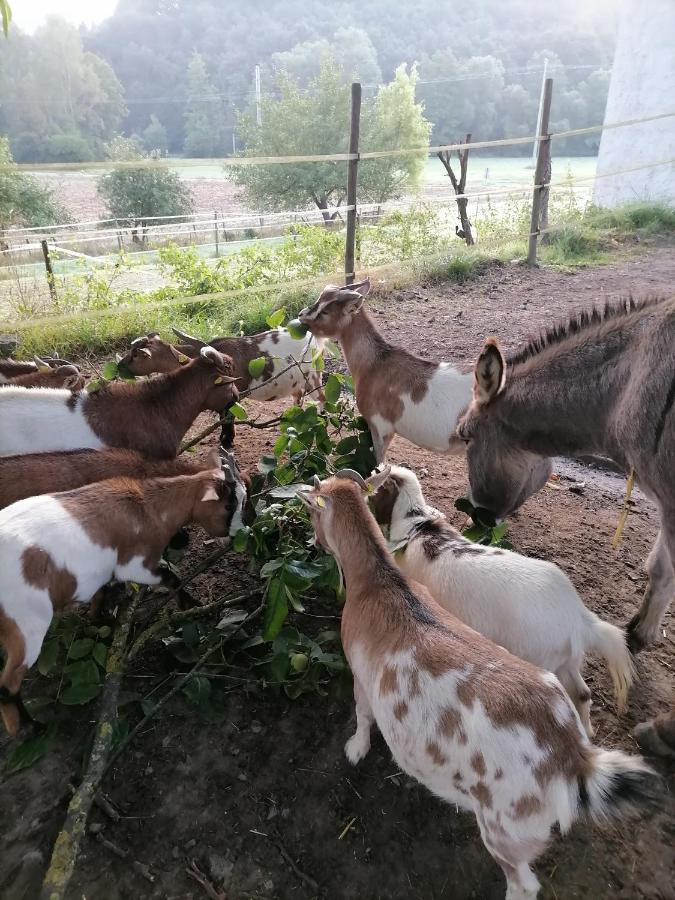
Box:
0;0;619;161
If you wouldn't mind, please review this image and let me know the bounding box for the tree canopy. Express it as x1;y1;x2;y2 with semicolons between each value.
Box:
229;62;430;216
0;138;68;230
0;0;618;160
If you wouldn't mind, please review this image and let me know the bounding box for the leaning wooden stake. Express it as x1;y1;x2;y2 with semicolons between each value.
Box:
40;589;143;900
438;133;474;246
41;239;57;303
344;82;362;286
527;77;553;266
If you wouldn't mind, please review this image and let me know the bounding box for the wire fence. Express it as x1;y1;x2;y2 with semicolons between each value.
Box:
2;95;674;333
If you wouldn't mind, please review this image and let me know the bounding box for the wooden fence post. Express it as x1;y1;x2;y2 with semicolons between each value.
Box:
214;210;220;258
41;239;57;303
345;82;362;286
527;77;553;266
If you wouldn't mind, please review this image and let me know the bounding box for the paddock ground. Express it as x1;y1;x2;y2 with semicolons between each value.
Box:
0;247;673;899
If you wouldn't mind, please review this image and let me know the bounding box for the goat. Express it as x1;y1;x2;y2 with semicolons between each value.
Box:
298;281;472;462
0;450;250;736
0;356;74;384
0;346;238;459
5;364;85;391
0;447;211;509
367;465;634;736
297;470;656;900
119;329;325;448
119;328;325;404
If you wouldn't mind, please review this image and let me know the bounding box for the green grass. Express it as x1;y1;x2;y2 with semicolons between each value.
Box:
8;201;674;360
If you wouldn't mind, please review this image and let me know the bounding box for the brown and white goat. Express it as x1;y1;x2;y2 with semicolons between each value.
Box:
120;328;325;405
297;472;656;900
0;346;238;459
0;452;250;735
298;281;472;462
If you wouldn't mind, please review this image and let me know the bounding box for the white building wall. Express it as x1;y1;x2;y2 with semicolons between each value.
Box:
593;0;675;207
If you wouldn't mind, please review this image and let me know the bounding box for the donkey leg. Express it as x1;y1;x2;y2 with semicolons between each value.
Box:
627;529;674;652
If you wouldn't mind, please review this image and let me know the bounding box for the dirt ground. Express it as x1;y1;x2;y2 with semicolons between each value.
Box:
1;249;674;900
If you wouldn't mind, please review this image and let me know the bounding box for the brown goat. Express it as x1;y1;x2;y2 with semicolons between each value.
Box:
7;365;86;391
0;448;206;509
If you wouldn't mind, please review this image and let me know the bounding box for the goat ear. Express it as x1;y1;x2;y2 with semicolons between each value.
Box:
204;448;221;470
473;338;506;406
350;279;371;297
64;374;81;390
295;487;328;511
33;355;50;372
365;464;392;494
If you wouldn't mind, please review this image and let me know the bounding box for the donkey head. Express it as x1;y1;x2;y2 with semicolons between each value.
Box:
298;280;371;339
456;338;552;518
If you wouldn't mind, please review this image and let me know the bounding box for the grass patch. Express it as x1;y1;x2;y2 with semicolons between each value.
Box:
585;201;675;235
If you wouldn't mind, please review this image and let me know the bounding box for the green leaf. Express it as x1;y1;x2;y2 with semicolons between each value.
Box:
324;373;341;404
268;484;304;499
260;558;284;578
275;464;297;485
1;1;12;39
66;659;100;686
60;682;102;705
102;360;119;380
232;527;250;552
325;340;341;359
97;625;112;639
462;524;487;543
229;402;248;421
490;522;509;544
287;319;308;339
85;378;106;394
266;306;286;328
5;723;57;775
92;643;108;668
67;638;95;660
248;356;267;378
37;639;59;676
273;434;289;458
263;577;289;641
182;675;211;709
311;350;325;371
335;435;359;454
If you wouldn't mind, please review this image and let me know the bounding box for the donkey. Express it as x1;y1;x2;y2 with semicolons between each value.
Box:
456;296;675;757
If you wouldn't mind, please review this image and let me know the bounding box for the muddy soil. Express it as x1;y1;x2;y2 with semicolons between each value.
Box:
1;249;674;900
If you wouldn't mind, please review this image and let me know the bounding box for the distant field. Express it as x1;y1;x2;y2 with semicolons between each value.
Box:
25;155;598;222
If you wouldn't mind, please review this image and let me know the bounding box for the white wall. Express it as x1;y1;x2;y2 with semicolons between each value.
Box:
593;0;675;207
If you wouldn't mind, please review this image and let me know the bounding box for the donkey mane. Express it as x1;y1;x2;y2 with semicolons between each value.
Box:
506;296;664;368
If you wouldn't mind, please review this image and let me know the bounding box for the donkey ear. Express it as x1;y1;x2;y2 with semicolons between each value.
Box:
473;338;506;406
365;464;392;494
201;484;220;502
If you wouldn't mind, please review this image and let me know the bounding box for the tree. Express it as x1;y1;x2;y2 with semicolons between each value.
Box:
0;18;126;162
143;114;169;154
230;61;430;219
183;52;224;158
97;142;194;243
0;137;68;231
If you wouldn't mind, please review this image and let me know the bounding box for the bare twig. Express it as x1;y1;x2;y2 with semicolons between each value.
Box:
127;588;261;663
96;602;264;787
40;589;144;900
186;860;227;900
269;831;319;893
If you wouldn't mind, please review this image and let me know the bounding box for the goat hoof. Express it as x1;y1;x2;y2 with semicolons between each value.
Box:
344;733;370;765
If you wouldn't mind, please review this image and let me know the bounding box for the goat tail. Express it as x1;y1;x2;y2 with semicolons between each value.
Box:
587;616;635;713
578;748;658;825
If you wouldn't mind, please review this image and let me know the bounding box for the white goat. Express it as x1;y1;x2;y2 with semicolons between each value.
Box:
367;465;634;737
297;470;655;900
298;280;472;462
